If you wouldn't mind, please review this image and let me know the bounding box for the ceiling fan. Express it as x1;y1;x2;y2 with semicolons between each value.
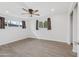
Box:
22;8;40;17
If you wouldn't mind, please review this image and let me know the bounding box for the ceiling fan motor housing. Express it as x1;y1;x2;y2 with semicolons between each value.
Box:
29;9;33;14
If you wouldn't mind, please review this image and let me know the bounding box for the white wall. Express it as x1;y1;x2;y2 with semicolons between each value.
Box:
0;3;30;45
29;13;69;43
0;14;29;45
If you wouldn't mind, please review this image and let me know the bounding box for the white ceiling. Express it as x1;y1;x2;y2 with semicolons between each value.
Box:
24;2;72;16
0;2;72;18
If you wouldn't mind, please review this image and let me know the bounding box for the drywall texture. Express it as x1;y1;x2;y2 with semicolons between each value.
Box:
0;14;29;45
0;3;30;45
29;14;69;43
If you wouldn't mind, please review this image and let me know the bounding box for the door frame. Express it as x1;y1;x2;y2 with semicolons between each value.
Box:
70;11;73;46
69;2;78;53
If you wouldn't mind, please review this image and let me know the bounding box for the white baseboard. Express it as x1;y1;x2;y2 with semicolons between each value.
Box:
0;36;69;46
0;37;27;46
73;48;77;53
31;37;68;44
66;41;71;45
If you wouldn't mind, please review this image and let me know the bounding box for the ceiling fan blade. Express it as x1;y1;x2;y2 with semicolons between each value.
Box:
22;13;29;15
34;14;40;16
34;10;38;13
22;8;28;12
